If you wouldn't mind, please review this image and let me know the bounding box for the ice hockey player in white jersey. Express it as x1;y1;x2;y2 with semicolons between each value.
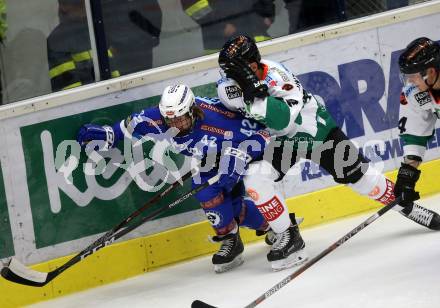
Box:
216;35;440;270
397;37;440;210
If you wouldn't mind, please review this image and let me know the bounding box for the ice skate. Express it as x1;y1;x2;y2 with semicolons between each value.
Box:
267;224;308;271
257;213;304;246
400;202;440;230
211;231;244;273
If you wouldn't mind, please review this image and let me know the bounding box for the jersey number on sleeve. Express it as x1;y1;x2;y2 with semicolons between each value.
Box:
240;119;258;137
201;135;217;146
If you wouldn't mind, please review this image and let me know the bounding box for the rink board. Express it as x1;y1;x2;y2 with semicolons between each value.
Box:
1;2;440;307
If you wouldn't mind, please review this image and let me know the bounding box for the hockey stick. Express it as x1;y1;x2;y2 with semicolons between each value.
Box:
1;172;220;287
103;169;195;236
192;197;402;308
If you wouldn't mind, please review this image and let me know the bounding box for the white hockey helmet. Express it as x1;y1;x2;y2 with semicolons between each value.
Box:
159;84;195;119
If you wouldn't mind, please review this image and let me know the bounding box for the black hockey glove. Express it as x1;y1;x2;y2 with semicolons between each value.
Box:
221;58;268;103
394;163;421;206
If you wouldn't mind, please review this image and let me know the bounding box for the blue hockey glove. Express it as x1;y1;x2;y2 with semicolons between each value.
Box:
218;147;251;191
77;124;115;151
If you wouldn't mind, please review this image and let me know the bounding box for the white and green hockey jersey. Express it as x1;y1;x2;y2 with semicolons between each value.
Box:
399;85;440;158
217;59;336;150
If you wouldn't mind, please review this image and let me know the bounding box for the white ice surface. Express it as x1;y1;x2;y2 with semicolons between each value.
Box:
29;195;440;308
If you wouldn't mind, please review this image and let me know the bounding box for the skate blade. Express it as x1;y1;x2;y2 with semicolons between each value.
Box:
214;254;244;274
270;250;308;272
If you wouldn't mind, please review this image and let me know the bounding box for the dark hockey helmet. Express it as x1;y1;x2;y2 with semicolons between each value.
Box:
399;37;440;74
218;35;261;68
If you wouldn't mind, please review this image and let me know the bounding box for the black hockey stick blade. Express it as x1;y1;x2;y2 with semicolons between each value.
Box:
1;258;52;287
191;300;218;308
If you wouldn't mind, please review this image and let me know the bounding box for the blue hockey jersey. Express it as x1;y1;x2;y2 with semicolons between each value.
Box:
112;96;270;164
109;96;271;234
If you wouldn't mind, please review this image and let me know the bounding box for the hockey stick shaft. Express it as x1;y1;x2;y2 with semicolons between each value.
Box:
1;173;219;287
244;197;401;308
47;173;219;283
45;169;202;280
103;173;220;246
104;169;194;237
192;197;401;308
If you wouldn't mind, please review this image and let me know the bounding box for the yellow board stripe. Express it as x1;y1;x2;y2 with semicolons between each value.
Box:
3;159;440;307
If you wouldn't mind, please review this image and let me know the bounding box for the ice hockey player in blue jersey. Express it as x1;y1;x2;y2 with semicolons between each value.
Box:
77;84;272;273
